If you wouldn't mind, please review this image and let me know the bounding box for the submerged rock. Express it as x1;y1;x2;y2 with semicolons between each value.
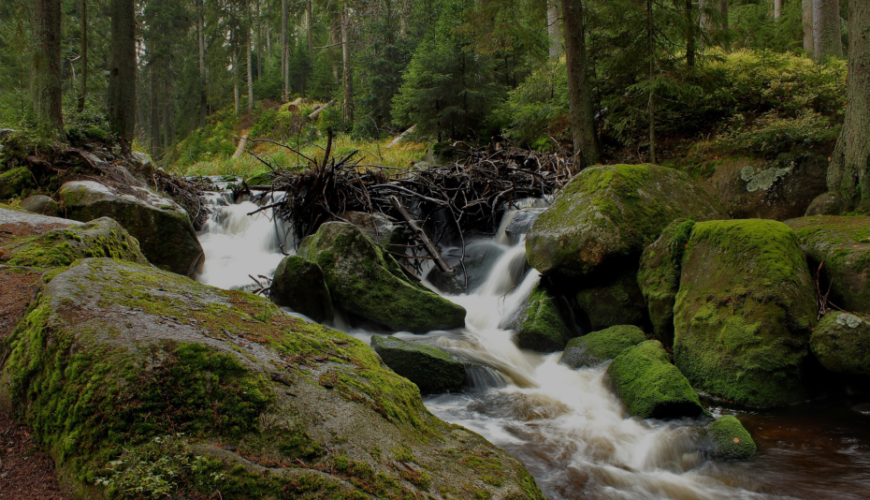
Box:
512;283;574;353
0;258;544;500
606;340;705;419
525;164;723;279
371;335;466;394
299;222;466;333
59;180;204;277
574;269;648;331
674;220;817;408
271;255;334;323
810;312;870;376
19;195;58;217
786;215;870;316
561;325;647;369
708;415;757;460
637;219;695;345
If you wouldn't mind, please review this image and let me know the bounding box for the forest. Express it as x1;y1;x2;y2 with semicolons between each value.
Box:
3;1;870;500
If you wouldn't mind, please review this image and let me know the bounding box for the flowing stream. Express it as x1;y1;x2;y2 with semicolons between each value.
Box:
195;190;870;500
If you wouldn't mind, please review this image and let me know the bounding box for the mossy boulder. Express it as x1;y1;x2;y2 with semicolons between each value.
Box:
271;255;334;323
299;222;466;333
561;325;647;369
371;336;466;394
20;195;58;216
606;340;706;419
785;215;870;316
0;258;544;500
674;220;817;408
525;164;724;279
707;415;756;460
59;180;204;277
511;283;573;353
810;312;870;376
0;167;34;200
575;269;648;332
1;217;148;269
638;219;695;345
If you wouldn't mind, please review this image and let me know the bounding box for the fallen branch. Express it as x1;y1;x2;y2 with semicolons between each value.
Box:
390;196;453;274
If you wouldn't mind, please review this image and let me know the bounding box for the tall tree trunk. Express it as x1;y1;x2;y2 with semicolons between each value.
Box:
699;0;713;41
108;0;136;142
198;0;207;125
559;0;599;168
78;0;88;112
306;0;314;96
547;0;563;60
341;7;354;123
814;0;843;61
234;45;240;116
720;0;728;31
685;0;696;67
150;64;160;157
648;0;656;164
247;27;254;114
163;101;171;153
774;0;783;19
803;0;815;53
281;0;289;101
257;0;263;78
828;0;870;207
31;0;65;140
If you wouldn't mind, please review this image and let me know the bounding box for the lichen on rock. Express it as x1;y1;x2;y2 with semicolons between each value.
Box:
810;312;870;376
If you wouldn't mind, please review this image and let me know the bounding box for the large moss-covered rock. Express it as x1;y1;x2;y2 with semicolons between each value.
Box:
810;312;870;376
371;336;466;394
561;325;647;369
703;155;827;221
299;222;466;333
785;215;870;316
59;180;204;277
707;415;756;460
674;220;817;408
0;258;544;500
575;269;648;332
638;219;695;345
526;164;723;279
271;255;334;323
606;340;705;419
511;283;573;353
0;167;34;200
1;217;148;269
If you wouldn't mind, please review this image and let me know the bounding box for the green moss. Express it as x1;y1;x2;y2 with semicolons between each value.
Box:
561;325;647;369
371;336;466;394
0;166;34;199
526;164;723;278
513;283;573;353
709;415;756;460
786;215;870;315
809;312;870;376
575;268;649;332
300;223;466;333
674;219;816;408
606;340;705;419
638;219;696;345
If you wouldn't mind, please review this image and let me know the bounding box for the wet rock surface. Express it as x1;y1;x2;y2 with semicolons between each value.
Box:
271;255;334;323
561;325;647;369
371;335;467;394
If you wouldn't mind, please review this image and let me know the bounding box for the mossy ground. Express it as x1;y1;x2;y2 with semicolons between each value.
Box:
606;340;705;419
673;219;817;408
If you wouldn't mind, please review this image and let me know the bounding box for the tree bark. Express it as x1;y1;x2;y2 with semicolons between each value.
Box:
150;64;160;157
257;0;263;78
814;0;843;61
803;0;815;53
685;0;696;67
828;0;870;207
648;0;656;164
78;0;88;112
559;0;599;168
720;0;728;31
31;0;65;140
108;0;137;142
198;0;207;126
247;26;254;114
282;0;289;101
774;0;783;19
341;7;354;123
547;0;563;60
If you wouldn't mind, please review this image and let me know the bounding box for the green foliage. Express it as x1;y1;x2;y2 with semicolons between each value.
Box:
495;60;569;148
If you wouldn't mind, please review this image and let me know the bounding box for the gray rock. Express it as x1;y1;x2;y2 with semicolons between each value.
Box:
59;180;204;277
20;195;58;217
371;335;466;394
271;255;334;323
